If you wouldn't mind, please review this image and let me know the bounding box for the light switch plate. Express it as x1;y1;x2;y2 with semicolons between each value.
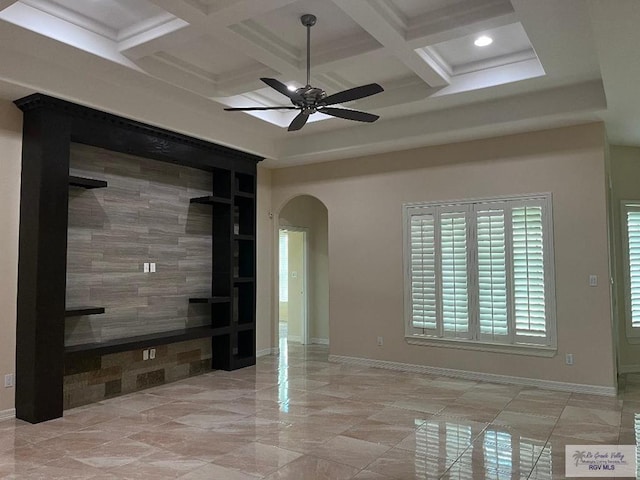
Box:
589;275;598;287
4;374;13;388
150;263;156;273
143;263;150;273
149;348;156;359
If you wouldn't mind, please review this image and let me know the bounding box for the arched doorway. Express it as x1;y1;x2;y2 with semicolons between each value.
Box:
276;195;329;353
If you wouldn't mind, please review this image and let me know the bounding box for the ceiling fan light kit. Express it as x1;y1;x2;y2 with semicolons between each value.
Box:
225;14;384;131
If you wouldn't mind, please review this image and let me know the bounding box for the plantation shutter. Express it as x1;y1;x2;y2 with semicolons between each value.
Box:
440;210;469;337
410;212;437;332
512;205;547;340
476;208;509;339
404;194;554;348
626;207;640;329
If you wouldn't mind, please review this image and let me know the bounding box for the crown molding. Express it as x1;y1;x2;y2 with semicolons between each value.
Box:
14;93;264;164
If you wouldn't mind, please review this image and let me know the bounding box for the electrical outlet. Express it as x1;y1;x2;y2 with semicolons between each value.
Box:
589;275;598;287
149;348;156;360
143;263;150;273
143;349;149;361
4;374;13;388
150;263;156;273
377;336;383;346
566;353;574;365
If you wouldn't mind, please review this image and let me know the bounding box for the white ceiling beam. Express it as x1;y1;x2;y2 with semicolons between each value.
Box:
134;54;218;98
331;0;450;88
0;1;19;12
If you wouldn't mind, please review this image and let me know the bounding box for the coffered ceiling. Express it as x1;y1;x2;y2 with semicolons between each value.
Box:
0;0;637;167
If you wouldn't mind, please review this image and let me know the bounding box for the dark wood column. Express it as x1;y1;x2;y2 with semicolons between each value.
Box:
15;107;71;423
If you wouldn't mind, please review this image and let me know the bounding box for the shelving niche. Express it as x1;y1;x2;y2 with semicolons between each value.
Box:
14;93;262;423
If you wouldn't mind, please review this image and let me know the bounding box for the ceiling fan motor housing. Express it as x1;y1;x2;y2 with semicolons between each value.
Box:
293;86;326;112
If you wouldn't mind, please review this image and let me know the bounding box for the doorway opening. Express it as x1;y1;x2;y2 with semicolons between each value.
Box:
278;227;308;350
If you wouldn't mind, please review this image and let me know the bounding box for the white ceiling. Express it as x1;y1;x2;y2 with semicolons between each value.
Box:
0;0;636;167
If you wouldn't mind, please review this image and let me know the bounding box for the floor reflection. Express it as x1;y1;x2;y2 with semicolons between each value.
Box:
3;342;640;479
409;418;551;479
278;322;289;411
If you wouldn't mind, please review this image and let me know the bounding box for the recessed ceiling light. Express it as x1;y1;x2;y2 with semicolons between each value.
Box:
474;35;493;47
287;84;297;92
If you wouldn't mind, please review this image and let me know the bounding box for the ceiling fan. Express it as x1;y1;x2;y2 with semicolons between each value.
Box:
224;14;384;131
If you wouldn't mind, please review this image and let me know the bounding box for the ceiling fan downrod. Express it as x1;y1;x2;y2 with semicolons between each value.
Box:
301;14;316;87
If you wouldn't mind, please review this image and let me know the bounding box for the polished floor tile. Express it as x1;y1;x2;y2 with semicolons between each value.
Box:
1;341;639;479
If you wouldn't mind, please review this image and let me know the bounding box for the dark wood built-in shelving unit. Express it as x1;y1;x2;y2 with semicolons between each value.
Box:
64;307;105;317
68;175;108;189
14;93;262;424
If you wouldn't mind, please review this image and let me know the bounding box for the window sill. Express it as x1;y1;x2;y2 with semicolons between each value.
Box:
625;335;640;345
405;335;557;357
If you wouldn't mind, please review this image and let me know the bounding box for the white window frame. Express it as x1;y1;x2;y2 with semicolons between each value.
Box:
403;193;557;356
621;201;640;341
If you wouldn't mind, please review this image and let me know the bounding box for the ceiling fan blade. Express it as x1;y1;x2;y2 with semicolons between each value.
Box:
224;106;298;111
260;77;302;102
321;107;379;123
288;111;309;131
322;83;384;106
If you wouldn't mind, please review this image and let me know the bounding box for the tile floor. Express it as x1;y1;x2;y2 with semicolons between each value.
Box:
0;341;638;479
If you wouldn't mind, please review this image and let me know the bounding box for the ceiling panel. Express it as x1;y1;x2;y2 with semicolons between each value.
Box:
430;23;534;70
160;34;264;77
389;0;471;20
329;55;418;87
243;0;373;53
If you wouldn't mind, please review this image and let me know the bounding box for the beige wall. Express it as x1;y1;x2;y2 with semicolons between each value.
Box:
269;123;615;388
256;166;274;355
279;195;330;343
0;99;22;413
609;145;640;371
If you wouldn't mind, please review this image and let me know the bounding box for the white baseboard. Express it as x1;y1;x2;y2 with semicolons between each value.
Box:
618;364;640;374
256;347;279;358
311;337;329;345
329;354;617;397
0;408;15;422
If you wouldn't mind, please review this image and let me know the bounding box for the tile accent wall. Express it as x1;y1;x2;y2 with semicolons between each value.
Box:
63;338;212;409
66;143;213;346
64;143;216;407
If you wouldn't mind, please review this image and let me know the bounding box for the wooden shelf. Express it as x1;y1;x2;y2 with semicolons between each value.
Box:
64;326;219;357
190;196;231;205
234;191;255;199
189;297;231;304
69;175;108;189
236;323;255;331
65;307;105;317
234;234;254;241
